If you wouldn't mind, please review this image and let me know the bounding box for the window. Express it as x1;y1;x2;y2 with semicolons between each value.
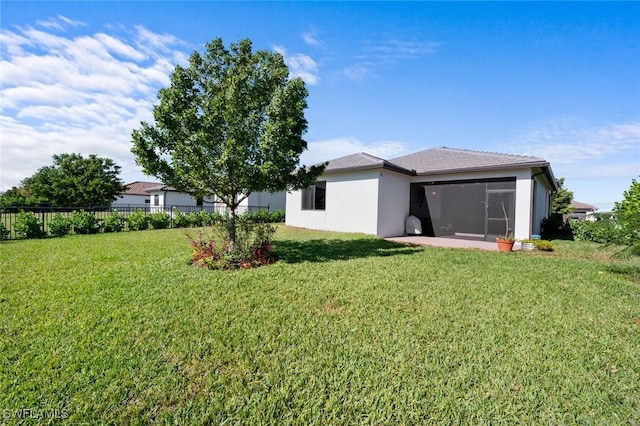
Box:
301;181;326;210
196;197;203;207
153;194;159;206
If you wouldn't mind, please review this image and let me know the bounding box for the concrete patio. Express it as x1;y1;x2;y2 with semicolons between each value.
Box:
385;236;520;251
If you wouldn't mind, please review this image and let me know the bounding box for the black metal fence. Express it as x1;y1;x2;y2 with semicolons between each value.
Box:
0;204;269;240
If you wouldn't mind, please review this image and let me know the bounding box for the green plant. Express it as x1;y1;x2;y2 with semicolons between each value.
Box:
532;239;554;251
127;209;149;231
171;207;189;228
48;213;71;236
186;222;276;270
270;209;285;223
148;212;171;229
14;211;45;239
0;222;10;240
186;211;204;227
541;214;572;239
70;210;101;234
103;212;126;233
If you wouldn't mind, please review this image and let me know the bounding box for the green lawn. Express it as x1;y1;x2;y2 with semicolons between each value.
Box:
1;227;639;424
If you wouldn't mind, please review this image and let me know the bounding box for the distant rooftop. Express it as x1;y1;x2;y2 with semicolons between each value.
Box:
123;181;161;196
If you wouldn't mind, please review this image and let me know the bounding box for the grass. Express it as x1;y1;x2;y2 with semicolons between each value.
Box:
1;226;639;424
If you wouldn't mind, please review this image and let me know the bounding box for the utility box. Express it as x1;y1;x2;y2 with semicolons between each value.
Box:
405;215;422;235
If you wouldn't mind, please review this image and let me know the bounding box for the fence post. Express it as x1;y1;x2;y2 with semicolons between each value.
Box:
41;210;46;235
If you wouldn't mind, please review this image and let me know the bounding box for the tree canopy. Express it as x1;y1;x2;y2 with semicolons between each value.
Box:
131;38;325;247
614;177;640;219
552;177;574;215
14;153;124;207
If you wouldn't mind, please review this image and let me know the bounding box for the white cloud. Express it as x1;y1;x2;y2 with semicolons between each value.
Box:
0;20;189;190
302;30;320;47
501;119;640;166
36;15;86;31
343;37;440;82
273;45;319;86
301;137;411;166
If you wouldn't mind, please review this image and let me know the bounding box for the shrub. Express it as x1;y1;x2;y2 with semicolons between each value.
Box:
148;212;171;229
532;240;554;252
171;208;189;228
70;211;101;234
570;218;625;244
198;211;214;227
14;211;45;239
127;209;149;231
48;213;71;236
247;209;272;223
186;211;204;227
211;212;225;225
186;222;276;270
103;212;126;233
270;209;285;223
540;214;572;239
0;223;10;240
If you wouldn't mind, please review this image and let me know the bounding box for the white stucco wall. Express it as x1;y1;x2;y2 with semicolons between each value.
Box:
239;191;286;212
286;170;381;235
377;170;411;237
148;190;218;213
112;194;149;207
532;173;553;235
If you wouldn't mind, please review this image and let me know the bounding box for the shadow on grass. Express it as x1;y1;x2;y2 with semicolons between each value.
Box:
606;264;640;284
274;238;423;264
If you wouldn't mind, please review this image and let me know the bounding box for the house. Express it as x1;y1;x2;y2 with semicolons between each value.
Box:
111;181;159;207
147;185;286;214
569;200;598;221
286;147;558;240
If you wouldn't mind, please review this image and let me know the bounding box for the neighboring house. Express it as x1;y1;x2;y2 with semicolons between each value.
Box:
112;181;159;207
286;147;558;240
569;200;598;221
147;185;285;214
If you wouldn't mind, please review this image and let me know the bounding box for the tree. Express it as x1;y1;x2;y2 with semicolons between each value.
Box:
614;177;640;219
0;186;45;208
552;177;574;215
131;38;325;249
21;153;124;207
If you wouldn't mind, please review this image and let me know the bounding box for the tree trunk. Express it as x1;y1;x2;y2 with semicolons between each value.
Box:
227;207;237;253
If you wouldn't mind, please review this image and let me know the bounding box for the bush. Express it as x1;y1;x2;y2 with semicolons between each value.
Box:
540;214;572;239
186;222;276;270
171;208;189;228
48;213;71;236
148;212;171;229
14;211;45;239
70;211;101;234
103;212;126;233
270;209;285;223
532;240;554;252
570;218;626;244
0;222;10;240
246;209;272;223
186;211;204;227
127;209;149;231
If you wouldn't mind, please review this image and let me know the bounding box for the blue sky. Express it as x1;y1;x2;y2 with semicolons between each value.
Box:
1;1;638;211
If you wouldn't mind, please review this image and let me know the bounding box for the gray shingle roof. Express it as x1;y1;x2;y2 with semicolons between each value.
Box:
323;152;414;175
389;147;548;175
